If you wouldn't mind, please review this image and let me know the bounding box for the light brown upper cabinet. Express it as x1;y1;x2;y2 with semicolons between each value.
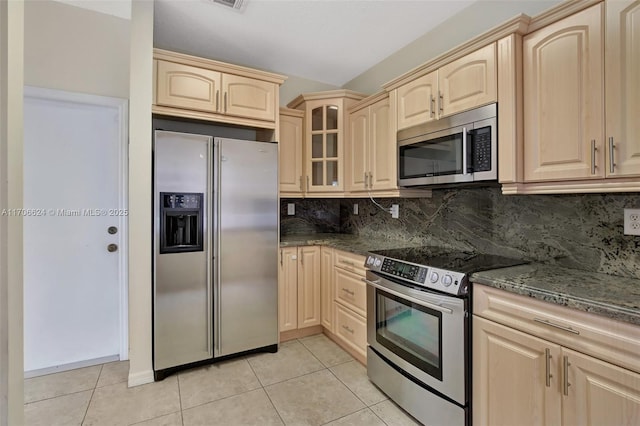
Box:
278;108;304;196
523;4;605;182
221;74;277;121
153;49;285;128
438;44;498;117
394;43;497;131
520;1;640;188
288;91;366;194
395;72;438;130
605;0;640;178
156;61;221;113
347;95;396;192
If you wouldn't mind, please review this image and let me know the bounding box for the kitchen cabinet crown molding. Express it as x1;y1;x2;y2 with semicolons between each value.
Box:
279;107;304;118
526;0;603;33
286;89;366;110
347;91;389;112
153;48;287;85
382;14;531;92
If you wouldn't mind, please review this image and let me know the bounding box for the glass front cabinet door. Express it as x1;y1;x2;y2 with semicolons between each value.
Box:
289;91;365;194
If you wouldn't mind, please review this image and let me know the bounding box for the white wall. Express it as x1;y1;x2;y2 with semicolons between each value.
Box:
280;74;339;106
343;0;562;94
0;1;24;424
24;0;130;99
128;0;154;387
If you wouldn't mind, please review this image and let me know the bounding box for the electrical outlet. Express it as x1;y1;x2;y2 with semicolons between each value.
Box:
287;203;295;216
624;208;640;235
390;204;399;219
353;203;359;215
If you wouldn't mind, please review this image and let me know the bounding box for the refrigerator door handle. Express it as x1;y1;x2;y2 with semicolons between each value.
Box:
214;139;223;357
206;139;213;357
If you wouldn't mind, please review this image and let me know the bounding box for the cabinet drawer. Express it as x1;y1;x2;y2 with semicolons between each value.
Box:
334;267;366;317
335;303;367;359
474;284;640;373
334;249;366;276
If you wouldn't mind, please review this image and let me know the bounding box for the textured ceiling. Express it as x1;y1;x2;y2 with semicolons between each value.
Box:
153;0;477;86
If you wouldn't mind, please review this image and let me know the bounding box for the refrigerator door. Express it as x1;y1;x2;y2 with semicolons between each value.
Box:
154;131;213;370
214;138;279;357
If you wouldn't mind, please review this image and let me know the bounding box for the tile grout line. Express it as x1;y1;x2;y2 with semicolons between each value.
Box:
80;364;103;425
176;373;185;426
244;356;288;425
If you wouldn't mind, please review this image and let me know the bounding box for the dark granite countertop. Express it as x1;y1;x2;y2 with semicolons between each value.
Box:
471;263;640;326
279;233;426;257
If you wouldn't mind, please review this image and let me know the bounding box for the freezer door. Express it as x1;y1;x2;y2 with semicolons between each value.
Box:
154;131;212;371
214;138;279;357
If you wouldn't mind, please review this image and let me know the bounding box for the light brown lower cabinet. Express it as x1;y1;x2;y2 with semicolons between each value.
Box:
473;286;640;426
278;246;321;341
330;249;367;364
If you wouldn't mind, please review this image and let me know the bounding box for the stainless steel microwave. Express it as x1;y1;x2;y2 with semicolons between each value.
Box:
398;103;497;187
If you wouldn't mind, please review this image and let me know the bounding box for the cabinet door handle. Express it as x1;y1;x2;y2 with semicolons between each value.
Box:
430;94;435;118
342;288;355;296
280;249;283;267
342;324;354;334
215;90;220;112
299;176;303;191
368;172;373;189
545;348;553;387
306;176;310;191
609;137;615;173
300;251;304;266
364;172;368;189
438;91;444;115
591;140;597;175
224;92;228;113
563;355;571;396
533;318;580;335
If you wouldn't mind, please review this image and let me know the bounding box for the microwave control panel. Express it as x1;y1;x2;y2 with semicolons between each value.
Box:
473;126;492;172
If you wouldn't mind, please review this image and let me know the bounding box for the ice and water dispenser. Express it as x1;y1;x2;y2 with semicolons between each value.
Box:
159;192;204;253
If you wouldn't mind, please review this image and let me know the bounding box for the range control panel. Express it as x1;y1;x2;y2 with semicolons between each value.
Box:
365;254;467;295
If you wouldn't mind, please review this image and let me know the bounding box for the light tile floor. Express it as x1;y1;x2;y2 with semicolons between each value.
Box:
24;334;422;426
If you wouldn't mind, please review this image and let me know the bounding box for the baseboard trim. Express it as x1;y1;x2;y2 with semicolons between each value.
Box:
128;369;154;387
24;355;120;379
279;325;323;342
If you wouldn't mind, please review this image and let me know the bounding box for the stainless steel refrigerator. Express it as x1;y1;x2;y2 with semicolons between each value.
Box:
153;130;278;379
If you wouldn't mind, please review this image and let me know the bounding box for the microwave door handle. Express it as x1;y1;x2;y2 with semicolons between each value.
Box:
462;127;468;175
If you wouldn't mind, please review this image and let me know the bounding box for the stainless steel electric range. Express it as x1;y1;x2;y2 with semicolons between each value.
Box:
363;247;528;425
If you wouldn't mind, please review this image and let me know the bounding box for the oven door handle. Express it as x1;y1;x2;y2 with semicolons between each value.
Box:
362;278;454;315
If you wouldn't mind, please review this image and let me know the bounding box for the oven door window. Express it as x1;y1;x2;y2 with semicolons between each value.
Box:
399;132;463;179
375;288;443;381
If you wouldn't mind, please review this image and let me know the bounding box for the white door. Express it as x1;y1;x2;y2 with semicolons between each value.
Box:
23;87;128;374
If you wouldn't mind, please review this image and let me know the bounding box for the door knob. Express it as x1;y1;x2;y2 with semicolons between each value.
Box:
107;244;118;252
108;226;118;235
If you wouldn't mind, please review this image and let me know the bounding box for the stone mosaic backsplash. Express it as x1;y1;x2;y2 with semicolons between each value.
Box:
281;187;640;280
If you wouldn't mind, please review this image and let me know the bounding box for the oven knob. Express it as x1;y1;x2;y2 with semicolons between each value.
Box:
366;256;374;266
442;275;453;287
430;272;439;283
374;259;382;267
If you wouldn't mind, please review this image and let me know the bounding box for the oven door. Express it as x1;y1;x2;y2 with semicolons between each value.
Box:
365;271;467;405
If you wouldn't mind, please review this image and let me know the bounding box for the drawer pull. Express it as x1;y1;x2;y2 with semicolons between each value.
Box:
533;318;580;335
340;260;355;266
342;288;355;296
342;325;355;334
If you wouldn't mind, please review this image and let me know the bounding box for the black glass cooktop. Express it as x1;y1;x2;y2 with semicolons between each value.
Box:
368;246;529;275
